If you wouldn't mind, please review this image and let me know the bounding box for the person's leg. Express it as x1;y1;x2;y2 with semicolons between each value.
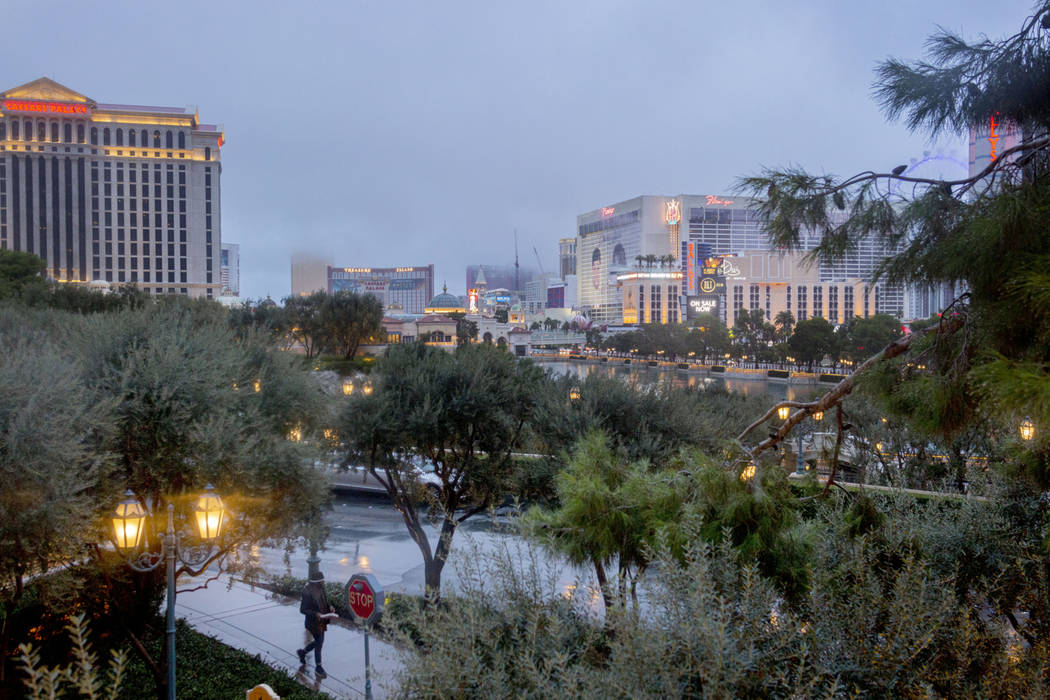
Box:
312;630;325;666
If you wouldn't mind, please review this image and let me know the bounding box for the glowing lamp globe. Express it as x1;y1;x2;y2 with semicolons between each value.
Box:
569;386;581;402
362;381;374;396
777;406;790;421
112;490;147;553
812;411;824;422
342;380;354;395
1020;419;1035;442
194;485;225;541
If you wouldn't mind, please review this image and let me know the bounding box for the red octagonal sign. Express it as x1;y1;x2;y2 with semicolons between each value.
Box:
346;573;383;624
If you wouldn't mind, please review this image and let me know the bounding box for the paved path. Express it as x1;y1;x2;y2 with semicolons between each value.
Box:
176;576;398;699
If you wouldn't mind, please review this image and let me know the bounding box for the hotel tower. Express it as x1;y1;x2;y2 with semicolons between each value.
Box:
0;77;224;297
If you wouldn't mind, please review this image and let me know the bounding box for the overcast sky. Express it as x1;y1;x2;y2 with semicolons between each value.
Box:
3;0;1035;298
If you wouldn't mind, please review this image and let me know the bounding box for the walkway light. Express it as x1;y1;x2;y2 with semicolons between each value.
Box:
777;405;790;421
112;490;147;553
288;426;303;442
740;463;757;482
252;379;261;393
193;485;225;541
812;410;824;422
1020;419;1035;441
363;381;374;396
342;379;354;395
569;386;581;402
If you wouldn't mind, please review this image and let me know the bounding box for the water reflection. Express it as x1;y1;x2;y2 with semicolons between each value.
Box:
535;360;817;402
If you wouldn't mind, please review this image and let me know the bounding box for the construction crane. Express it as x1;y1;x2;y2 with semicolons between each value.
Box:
514;228;520;292
532;246;547;275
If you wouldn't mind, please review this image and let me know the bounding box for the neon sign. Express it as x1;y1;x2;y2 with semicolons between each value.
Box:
600;207;615;217
705;195;733;207
988;115;1000;162
664;199;681;225
3;100;88;115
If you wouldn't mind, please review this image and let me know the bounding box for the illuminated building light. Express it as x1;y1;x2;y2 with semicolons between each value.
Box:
989;115;999;162
3;100;88;114
600;206;615;217
705;195;734;206
664;199;681;225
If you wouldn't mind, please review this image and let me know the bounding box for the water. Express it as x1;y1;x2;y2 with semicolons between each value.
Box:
534;359;820;402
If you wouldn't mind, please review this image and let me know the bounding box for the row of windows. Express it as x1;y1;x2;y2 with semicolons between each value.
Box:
0;119;190;149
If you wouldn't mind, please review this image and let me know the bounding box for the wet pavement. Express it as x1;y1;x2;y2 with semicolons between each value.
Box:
176;493;597;698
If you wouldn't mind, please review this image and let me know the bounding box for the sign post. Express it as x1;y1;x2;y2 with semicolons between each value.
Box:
346;573;383;700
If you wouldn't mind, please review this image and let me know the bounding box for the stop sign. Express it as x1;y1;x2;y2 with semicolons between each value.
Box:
346;573;383;624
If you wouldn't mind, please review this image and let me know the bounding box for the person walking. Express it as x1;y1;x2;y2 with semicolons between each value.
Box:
297;571;335;677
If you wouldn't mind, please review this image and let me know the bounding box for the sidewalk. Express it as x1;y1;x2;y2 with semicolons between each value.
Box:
175;576;399;699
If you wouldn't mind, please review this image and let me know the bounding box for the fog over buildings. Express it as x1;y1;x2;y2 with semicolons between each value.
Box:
0;0;1032;299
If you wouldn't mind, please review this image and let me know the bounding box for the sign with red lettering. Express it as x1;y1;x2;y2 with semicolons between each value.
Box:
3;100;89;115
346;573;383;623
600;206;615;217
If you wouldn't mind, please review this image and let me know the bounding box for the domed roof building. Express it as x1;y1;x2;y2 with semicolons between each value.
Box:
424;283;465;315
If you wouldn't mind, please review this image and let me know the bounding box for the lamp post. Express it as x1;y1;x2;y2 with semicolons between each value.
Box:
1020;418;1035;441
795;410;823;474
111;486;226;700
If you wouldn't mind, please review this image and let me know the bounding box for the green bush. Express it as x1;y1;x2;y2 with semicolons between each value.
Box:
119;620;330;700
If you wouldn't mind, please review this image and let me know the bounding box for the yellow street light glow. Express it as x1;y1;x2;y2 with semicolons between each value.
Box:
777;405;790;421
740;463;757;482
812;410;824;422
342;379;354;395
193;485;225;541
1020;419;1035;441
112;490;146;553
362;381;374;396
569;386;581;402
252;379;261;393
288;426;303;442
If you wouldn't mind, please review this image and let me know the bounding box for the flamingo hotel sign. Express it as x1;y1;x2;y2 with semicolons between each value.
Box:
3;100;89;115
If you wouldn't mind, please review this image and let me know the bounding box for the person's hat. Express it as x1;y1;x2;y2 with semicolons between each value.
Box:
309;571;325;583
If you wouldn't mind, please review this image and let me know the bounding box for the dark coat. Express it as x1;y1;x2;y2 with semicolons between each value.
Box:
300;581;331;635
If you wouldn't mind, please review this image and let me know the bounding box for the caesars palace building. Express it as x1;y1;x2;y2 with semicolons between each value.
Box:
0;78;224;297
576;193;905;327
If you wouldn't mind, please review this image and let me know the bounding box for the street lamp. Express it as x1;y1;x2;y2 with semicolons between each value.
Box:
111;486;226;700
1020;418;1035;441
342;379;354;395
362;380;374;396
777;405;791;421
796;410;823;474
569;385;581;402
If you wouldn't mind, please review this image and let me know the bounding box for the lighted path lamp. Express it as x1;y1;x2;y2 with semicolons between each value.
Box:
1020;418;1035;442
569;385;581;402
111;485;226;700
777;405;791;421
342;379;354;395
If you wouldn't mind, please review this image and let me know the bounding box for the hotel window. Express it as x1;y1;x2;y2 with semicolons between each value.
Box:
90;127;97;145
733;284;744;317
178;132;185;149
37;121;45;141
141;129;148;146
828;286;838;323
652;284;662;323
844;286;854;319
10;121;18;140
165;131;173;149
103;128;110;146
153;131;161;147
129;130;136;147
0;123;4;141
51;122;58;142
863;286;870;317
639;285;646;323
786;285;791;311
77;124;84;143
25;120;33;141
797;285;808;320
116;129;123;146
749;284;760;311
765;285;771;320
63;123;71;143
205;147;211;161
813;285;822;318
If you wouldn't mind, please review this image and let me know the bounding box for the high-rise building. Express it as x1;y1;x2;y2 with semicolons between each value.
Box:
291;252;330;297
220;242;239;296
576;194;904;324
327;264;434;314
0;77;225;297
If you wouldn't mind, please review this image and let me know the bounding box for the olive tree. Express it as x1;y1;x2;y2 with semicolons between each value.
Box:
341;342;545;599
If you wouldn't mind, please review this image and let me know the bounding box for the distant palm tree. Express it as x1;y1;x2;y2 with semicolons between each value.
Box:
635;255;645;270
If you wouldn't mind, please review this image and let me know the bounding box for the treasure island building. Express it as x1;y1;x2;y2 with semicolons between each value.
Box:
0;77;225;297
